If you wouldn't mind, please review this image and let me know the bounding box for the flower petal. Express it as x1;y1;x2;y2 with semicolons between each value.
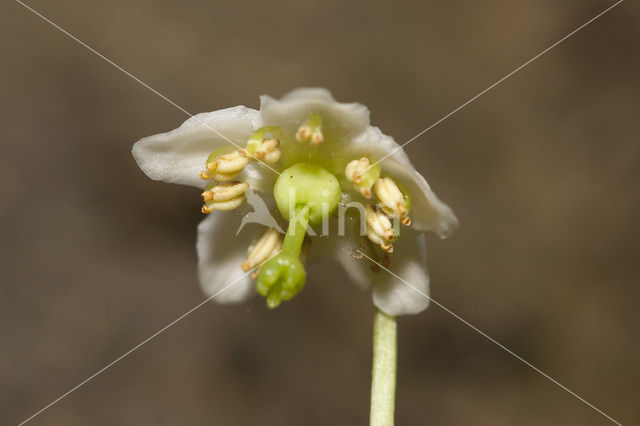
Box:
371;230;430;316
197;192;286;303
196;211;258;303
323;224;430;315
308;216;370;290
132;106;260;188
346;126;458;237
259;88;370;140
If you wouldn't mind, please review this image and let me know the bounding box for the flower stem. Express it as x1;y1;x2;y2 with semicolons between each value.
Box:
370;308;397;426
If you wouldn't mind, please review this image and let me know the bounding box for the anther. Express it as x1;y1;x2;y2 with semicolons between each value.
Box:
374;177;411;225
200;181;249;213
253;138;281;164
311;132;324;145
201;181;249;202
295;113;324;146
345;158;366;184
365;205;395;252
350;248;365;259
213;150;249;173
202;149;249;182
345;157;379;198
241;228;283;273
356;232;392;271
209;172;238;181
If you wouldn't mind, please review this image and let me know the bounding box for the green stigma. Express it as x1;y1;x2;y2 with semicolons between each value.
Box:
256;163;341;308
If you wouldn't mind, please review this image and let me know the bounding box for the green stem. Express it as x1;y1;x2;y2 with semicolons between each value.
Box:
281;205;311;256
370;308;397;426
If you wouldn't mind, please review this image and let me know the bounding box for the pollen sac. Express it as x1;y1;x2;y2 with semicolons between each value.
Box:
204;149;249;181
374;177;411;225
345;157;381;198
365;204;396;252
241;228;283;277
246;125;283;165
251;137;281;164
295;113;324;146
200;181;249;213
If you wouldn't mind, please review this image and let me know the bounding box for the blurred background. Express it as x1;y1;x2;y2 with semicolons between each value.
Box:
1;0;638;424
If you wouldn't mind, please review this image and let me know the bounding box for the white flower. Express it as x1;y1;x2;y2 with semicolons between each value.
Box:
132;88;457;315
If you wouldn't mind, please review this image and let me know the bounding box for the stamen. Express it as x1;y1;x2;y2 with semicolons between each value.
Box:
246;126;283;165
200;149;249;182
209;172;239;182
350;247;365;259
241;228;283;274
201;181;249;202
200;181;249;213
201;197;245;213
345;157;380;198
345;158;366;184
374;177;411;225
295;113;324;146
356;229;392;272
210;150;249;174
365;205;395;252
253;138;281;164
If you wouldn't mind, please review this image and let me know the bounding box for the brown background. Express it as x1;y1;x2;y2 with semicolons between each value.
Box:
1;0;638;425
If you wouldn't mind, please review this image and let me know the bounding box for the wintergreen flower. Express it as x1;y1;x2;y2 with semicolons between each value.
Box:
132;88;457;315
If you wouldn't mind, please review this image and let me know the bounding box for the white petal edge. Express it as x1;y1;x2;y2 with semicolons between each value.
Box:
197;211;258;303
327;226;430;315
346;126;458;237
132;106;261;188
371;231;430;316
259;87;370;140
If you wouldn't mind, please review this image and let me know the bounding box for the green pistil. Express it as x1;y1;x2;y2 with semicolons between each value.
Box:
282;204;312;255
256;205;310;309
273;163;341;226
257;162;342;309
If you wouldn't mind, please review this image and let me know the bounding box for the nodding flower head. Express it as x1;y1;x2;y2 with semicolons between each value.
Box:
132;88;457;315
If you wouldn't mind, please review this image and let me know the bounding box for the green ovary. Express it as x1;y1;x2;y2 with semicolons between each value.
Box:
256;163;341;308
274;163;341;226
